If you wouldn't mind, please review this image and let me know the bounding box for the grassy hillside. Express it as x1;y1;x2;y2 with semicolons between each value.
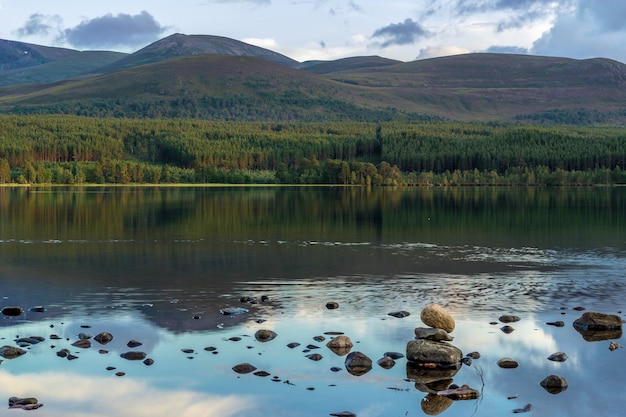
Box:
0;39;126;86
1;51;626;123
300;56;402;74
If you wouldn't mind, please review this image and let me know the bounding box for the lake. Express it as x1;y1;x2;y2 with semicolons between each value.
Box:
0;185;624;417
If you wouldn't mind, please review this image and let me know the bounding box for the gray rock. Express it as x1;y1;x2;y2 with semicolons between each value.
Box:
406;339;462;368
254;329;277;342
326;335;353;356
437;384;480;400
500;325;515;334
547;352;568;362
344;351;372;376
384;351;404;360
325;302;339;310
72;339;91;348
232;363;257;374
0;345;26;359
377;356;395;369
573;311;623;331
94;332;114;345
329;412;356;417
499;315;521;323
1;306;23;317
120;351;147;360
414;327;454;341
497;357;519;368
388;311;410;318
546;321;565;327
513;404;534;413
306;353;323;361
127;340;143;348
540;374;568;394
220;307;249;315
421;304;455;333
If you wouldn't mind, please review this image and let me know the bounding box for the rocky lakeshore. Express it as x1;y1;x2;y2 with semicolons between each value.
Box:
0;299;624;416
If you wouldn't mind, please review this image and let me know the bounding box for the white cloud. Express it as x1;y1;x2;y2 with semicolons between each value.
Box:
417;45;471;59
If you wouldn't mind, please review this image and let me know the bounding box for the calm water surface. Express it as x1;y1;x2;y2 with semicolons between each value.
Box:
0;186;624;417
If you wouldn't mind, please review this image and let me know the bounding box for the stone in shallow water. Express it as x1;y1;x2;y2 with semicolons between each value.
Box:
232;363;257;374
497;358;519;368
540;374;568;394
120;351;147;361
421;304;455;333
1;307;23;317
513;404;534;413
377;356;395;369
388;311;410;318
127;340;143;348
220;307;249;315
573;311;623;331
499;315;521;323
414;327;454;341
437;384;480;400
547;352;568;362
0;345;26;359
406;339;462;368
500;325;515;334
72;339;91;349
344;351;372;376
94;332;114;345
254;329;277;342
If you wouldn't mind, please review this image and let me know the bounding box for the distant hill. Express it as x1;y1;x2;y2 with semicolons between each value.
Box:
2;34;626;123
0;39;126;86
93;33;300;73
301;56;402;74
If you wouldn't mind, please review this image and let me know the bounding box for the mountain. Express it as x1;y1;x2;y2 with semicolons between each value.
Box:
93;33;300;74
301;56;402;74
2;34;626;123
0;39;127;86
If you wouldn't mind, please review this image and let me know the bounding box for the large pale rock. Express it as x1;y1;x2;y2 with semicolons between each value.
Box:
421;304;455;333
326;335;353;356
406;339;462;368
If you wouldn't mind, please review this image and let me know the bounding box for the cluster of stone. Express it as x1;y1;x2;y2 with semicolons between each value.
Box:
406;303;480;415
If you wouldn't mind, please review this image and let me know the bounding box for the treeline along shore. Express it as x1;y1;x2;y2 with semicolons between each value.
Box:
1;115;625;186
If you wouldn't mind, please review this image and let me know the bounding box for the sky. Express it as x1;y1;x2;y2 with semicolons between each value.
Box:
1;0;625;63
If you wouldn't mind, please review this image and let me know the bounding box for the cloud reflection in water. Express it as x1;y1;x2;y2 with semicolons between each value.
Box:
0;370;256;417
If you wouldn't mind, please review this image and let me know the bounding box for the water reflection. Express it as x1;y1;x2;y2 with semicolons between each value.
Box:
0;370;256;417
0;186;625;416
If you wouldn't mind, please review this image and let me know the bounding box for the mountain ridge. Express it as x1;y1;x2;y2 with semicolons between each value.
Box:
2;34;626;124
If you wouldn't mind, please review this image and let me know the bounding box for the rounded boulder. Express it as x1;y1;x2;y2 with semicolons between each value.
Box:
421;304;455;333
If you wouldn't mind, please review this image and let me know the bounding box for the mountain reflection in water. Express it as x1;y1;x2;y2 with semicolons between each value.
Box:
0;186;624;416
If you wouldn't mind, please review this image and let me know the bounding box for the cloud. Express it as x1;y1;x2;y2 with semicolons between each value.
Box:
372;18;430;48
15;13;62;37
485;45;530;54
531;0;626;62
417;45;471;59
60;11;168;50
